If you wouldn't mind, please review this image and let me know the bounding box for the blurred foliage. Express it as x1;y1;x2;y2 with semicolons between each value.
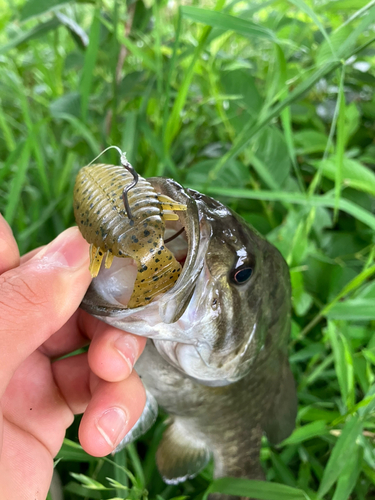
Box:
1;0;375;499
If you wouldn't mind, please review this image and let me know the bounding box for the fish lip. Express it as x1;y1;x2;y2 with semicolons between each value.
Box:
80;177;203;324
148;177;202;324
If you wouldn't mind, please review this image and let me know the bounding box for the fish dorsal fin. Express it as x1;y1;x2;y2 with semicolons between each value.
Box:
157;419;211;484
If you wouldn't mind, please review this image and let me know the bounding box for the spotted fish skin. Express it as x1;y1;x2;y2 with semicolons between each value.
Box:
73;164;185;307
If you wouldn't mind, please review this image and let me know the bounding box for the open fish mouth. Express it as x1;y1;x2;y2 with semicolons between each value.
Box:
80;177;206;326
78;173;267;385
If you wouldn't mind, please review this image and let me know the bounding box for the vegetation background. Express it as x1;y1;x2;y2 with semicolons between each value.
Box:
1;0;375;498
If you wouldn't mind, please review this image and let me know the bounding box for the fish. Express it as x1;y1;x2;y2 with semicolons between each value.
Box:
73;163;297;497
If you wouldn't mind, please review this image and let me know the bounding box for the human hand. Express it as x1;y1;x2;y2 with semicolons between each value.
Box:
0;215;147;500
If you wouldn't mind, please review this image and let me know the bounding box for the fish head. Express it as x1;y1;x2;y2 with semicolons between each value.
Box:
80;177;291;386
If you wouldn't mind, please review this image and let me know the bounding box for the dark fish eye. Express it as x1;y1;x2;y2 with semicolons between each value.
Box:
233;267;253;284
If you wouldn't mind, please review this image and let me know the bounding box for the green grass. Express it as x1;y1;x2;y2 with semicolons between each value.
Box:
1;0;375;499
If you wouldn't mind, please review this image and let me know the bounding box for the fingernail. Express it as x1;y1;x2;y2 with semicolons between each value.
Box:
114;335;138;374
33;227;89;269
95;407;128;448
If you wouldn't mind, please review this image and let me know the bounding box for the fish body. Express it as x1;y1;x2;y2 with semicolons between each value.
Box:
74;169;297;494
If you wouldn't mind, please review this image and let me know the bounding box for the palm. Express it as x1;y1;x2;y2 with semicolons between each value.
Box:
0;351;71;499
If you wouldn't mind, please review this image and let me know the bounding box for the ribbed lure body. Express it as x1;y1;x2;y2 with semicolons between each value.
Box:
73;163;186;308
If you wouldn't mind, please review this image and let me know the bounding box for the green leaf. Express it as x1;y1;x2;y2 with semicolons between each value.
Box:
0;18;60;55
50;92;81;118
294;130;331;155
4;140;31;225
181;6;278;42
332;444;363;500
324;0;373;9
318;416;363;498
70;473;107;490
20;0;70;21
344;103;360;142
65;482;115;499
327;299;375;320
290;270;313;316
80;8;101;121
204;478;310;500
220;68;262;116
316;25;352;65
282;420;328;446
253;126;291;187
311;157;375;197
327;321;354;407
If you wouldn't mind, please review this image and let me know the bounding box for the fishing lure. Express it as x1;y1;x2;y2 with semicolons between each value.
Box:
73;152;187;309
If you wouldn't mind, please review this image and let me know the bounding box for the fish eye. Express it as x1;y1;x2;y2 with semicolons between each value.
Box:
232;267;253;285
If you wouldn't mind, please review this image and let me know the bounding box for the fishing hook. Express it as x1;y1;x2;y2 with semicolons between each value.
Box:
164;227;185;244
120;152;139;221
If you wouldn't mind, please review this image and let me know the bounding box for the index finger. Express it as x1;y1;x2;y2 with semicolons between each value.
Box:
0;228;91;395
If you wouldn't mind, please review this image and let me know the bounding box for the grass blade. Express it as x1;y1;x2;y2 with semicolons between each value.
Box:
80;7;101;122
190;186;375;231
204;478;310;500
318;416;363;498
181;6;278;41
4;139;31;225
334;68;346;221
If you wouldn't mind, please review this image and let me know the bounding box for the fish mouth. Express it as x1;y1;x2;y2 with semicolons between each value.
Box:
80;177;205;325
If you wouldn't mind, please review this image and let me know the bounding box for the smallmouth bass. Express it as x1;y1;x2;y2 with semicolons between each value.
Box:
74;164;297;497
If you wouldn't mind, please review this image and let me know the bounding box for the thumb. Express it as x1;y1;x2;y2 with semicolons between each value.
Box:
0;227;91;394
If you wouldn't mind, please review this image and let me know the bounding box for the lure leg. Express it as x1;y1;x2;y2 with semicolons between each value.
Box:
89;244;105;277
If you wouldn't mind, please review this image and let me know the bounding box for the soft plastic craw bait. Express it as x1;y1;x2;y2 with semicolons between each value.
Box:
73;156;187;308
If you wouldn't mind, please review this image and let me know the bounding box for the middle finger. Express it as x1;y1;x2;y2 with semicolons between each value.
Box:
88;321;146;383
